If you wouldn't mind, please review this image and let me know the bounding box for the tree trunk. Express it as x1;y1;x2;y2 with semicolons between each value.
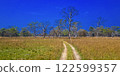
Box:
69;33;71;39
43;32;46;38
75;34;77;38
96;32;99;37
58;33;61;37
43;34;45;38
68;18;72;39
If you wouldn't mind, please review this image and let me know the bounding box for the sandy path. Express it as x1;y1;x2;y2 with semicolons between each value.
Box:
66;42;81;60
60;43;67;60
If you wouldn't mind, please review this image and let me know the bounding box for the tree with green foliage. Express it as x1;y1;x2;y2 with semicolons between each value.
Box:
96;17;106;36
89;26;95;36
20;27;32;37
72;22;81;37
62;29;69;36
28;22;38;37
111;26;120;36
102;27;114;37
8;27;19;37
54;19;65;37
0;28;6;36
78;29;88;37
49;28;56;37
0;27;19;37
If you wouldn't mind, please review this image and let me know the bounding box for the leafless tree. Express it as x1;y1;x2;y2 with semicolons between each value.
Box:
61;6;79;39
39;22;50;38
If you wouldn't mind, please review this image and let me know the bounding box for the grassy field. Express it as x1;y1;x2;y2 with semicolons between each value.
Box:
0;37;120;60
64;42;75;60
65;37;120;60
0;37;63;60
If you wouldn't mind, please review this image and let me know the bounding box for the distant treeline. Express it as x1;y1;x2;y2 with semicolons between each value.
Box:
0;6;120;38
0;26;120;37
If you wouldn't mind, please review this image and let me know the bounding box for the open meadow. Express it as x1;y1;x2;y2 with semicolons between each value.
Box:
65;37;120;60
0;37;63;60
0;37;120;60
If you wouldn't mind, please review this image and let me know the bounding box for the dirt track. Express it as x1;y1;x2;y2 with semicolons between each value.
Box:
60;41;81;60
67;42;81;60
60;43;67;60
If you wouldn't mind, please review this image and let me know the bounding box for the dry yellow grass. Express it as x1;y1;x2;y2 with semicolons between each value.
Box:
0;37;63;60
65;37;120;60
1;37;120;60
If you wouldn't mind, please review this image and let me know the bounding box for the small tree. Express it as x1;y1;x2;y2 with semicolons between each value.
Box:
8;27;19;37
78;29;87;37
111;26;120;37
54;19;64;37
39;22;50;38
96;17;106;37
28;22;38;37
103;27;113;37
89;26;95;37
0;28;6;37
71;22;81;38
62;29;69;36
20;27;32;37
50;29;56;37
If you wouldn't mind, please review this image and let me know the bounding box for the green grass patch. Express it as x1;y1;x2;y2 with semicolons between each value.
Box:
64;42;74;60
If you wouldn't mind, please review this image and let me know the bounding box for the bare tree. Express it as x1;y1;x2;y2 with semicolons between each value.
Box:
61;6;79;39
39;22;50;38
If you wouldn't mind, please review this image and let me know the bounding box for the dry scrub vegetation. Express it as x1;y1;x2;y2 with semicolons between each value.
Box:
65;37;120;60
0;37;63;60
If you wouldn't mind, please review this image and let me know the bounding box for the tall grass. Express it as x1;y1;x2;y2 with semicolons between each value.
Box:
65;37;120;60
0;37;63;60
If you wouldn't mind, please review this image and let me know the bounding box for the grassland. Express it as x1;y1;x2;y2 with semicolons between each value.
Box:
0;37;63;60
0;37;120;60
65;37;120;60
64;42;74;60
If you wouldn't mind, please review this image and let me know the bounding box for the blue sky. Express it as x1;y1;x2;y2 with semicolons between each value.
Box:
0;0;120;30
